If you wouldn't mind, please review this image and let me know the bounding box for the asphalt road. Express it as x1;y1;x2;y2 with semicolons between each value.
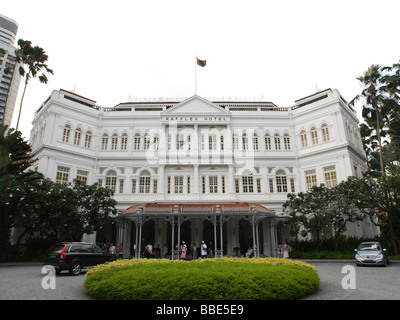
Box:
0;261;399;300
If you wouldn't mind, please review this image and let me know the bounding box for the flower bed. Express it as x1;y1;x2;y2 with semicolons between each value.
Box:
84;257;319;300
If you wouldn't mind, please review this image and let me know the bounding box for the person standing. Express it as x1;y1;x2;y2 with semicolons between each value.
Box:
180;241;187;260
109;242;116;255
163;244;168;259
283;240;290;258
192;243;198;259
201;241;207;258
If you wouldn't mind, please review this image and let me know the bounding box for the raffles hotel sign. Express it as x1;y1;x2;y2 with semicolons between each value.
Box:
162;116;230;123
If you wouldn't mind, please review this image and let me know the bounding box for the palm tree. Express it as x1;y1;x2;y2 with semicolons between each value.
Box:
353;65;386;175
14;39;53;131
381;60;400;163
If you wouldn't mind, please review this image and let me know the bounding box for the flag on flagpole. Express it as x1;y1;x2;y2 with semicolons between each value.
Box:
196;57;206;67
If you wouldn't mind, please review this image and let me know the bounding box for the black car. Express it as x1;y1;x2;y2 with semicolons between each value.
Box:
44;242;116;275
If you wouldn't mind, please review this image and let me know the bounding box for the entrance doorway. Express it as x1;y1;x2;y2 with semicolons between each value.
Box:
141;219;155;252
238;218;252;256
202;218;227;256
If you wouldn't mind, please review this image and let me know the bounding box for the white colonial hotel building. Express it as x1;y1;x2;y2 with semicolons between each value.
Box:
30;88;379;258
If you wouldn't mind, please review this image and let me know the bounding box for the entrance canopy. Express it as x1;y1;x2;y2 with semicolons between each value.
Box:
122;202;274;218
119;203;277;259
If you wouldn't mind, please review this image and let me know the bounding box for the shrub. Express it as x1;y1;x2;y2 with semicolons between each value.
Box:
84;257;319;300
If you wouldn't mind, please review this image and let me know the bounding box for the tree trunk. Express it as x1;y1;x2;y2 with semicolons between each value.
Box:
373;100;385;176
15;78;29;132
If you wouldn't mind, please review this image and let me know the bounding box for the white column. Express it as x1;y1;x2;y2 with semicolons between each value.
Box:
193;164;199;194
159;165;165;194
227;217;240;257
228;164;235;194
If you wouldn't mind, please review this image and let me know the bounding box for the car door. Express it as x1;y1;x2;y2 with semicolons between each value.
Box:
80;244;95;267
68;244;83;265
93;245;109;265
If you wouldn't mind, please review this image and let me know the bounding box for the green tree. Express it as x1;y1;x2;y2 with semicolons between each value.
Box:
328;177;369;238
14;39;53;131
283;185;333;241
55;179;118;241
13;178;118;244
0;123;37;259
382;61;400;162
353;64;386;175
353;61;400;174
366;170;400;255
283;178;377;242
0;124;118;260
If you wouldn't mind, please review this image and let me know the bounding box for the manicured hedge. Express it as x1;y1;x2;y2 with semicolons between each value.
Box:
84;258;319;300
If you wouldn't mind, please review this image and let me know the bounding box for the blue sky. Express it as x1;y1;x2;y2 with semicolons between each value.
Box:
3;0;400;139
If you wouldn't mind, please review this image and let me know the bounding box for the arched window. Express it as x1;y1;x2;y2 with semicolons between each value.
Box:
252;132;259;150
62;124;71;143
232;133;239;150
242;132;248;150
284;133;290;150
276;169;288;193
321;123;329;142
311;127;318;145
111;133;118;150
74;127;82;145
300;130;307;147
139;170;151;193
102;133;109;150
105;170;117;192
242;174;254;193
121;133;128;150
153;133;160;150
274;133;281;150
84;131;92;148
265;133;271;150
144;132;150;150
134;133;141;150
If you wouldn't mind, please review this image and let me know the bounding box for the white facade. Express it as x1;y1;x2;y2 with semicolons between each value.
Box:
30;88;379;257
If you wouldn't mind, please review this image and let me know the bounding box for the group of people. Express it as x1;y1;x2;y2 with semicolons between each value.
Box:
143;242;163;258
99;242;124;259
180;240;210;260
139;241;212;260
102;239;291;259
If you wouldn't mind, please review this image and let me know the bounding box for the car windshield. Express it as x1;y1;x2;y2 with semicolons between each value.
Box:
358;243;381;251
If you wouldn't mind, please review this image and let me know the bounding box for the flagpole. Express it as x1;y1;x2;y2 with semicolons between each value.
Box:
195;55;197;95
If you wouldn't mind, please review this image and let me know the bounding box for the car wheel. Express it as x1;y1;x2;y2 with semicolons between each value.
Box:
69;262;82;275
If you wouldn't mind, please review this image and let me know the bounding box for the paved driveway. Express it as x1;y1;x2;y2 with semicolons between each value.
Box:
303;260;400;300
0;261;399;300
0;263;91;300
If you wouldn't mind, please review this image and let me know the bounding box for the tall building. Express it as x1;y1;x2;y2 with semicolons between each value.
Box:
0;14;21;126
30;88;379;257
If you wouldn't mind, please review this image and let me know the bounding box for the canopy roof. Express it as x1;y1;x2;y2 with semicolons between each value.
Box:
122;202;273;217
